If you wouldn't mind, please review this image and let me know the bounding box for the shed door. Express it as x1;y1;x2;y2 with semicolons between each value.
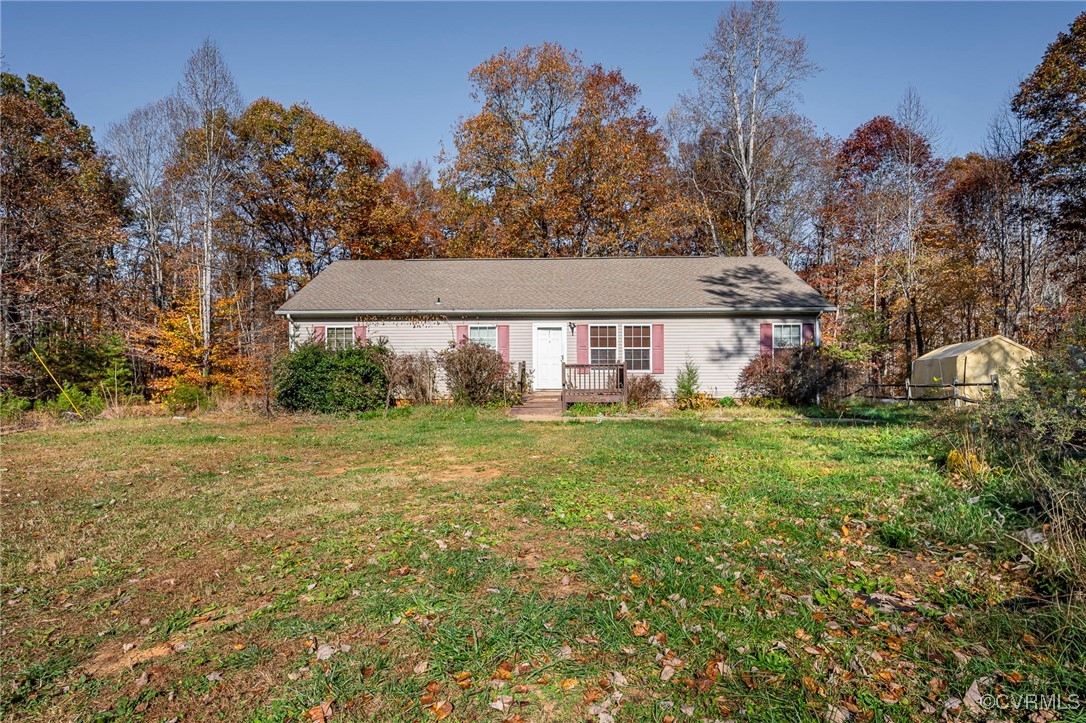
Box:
534;326;564;390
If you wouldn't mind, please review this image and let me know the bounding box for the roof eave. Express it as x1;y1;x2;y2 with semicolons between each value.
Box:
276;305;836;318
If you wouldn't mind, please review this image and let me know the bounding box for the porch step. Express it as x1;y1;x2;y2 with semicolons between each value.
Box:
510;391;563;418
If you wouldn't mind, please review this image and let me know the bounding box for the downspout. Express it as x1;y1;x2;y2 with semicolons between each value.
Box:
285;314;296;352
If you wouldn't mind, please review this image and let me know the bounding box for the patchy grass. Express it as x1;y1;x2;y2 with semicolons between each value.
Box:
2;407;1082;721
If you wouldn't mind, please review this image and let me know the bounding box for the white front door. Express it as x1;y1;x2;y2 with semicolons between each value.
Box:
534;326;564;390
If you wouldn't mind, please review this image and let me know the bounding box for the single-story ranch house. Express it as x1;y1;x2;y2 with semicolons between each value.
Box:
275;256;834;397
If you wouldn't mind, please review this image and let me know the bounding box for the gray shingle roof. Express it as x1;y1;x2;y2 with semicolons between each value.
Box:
275;256;833;315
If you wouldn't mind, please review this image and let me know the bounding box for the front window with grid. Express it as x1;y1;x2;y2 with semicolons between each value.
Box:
468;325;497;350
325;327;354;350
589;325;617;364
773;324;802;350
623;325;651;371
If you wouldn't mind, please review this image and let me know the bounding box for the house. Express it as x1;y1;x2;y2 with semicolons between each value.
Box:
910;334;1034;398
275;256;834;397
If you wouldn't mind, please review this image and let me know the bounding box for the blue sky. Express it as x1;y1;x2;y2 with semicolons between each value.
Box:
1;2;1080;167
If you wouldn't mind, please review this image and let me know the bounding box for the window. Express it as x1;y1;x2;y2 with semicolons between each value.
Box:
468;325;497;350
589;325;617;364
773;323;802;350
326;327;355;351
623;325;651;372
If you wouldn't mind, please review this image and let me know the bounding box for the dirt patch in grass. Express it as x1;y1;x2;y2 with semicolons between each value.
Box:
429;463;505;484
81;606;263;677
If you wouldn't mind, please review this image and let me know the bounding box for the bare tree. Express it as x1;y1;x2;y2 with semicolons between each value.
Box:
680;0;818;255
892;87;941;360
174;38;241;377
105;97;181;311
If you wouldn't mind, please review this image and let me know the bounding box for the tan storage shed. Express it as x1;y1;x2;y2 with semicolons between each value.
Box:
910;335;1034;398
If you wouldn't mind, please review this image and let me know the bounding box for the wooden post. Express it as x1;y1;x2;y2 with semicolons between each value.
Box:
905;378;912;404
991;373;1000;399
621;363;627;406
953;377;960;409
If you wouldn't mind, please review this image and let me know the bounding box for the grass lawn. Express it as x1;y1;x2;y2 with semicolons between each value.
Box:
2;409;1083;721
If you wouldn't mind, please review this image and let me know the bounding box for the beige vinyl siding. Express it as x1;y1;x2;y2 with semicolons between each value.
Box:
561;316;816;397
287;314;819;398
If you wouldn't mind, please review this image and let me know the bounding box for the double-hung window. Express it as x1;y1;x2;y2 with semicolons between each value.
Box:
773;323;802;351
623;325;651;372
589;325;618;364
325;327;355;351
468;325;497;350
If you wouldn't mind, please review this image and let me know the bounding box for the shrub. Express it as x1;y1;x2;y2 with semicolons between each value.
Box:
34;383;106;418
673;358;700;405
165;383;211;414
274;341;390;414
736;345;851;407
671;359;717;410
386;351;437;406
979;322;1086;588
626;375;663;407
438;340;522;406
0;391;30;424
11;334;133;400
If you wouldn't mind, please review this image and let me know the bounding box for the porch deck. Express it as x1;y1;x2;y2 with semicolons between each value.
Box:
561;362;627;408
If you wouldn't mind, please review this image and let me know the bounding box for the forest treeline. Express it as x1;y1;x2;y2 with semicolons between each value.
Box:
2;4;1083;403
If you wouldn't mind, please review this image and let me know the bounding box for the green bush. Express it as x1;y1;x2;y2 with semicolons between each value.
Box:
274;341;390;414
672;359;717;410
165;383;211;414
673;358;700;405
34;383;105;418
15;334;133;400
0;391;30;423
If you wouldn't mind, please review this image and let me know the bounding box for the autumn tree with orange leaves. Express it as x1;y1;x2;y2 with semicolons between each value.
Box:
443;43;695;257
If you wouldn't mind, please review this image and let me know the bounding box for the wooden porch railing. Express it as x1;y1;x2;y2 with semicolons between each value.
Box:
561;362;627;407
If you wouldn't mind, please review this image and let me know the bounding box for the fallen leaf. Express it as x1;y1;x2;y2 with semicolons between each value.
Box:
660;666;676;681
315;644;336;661
414;661;429;674
559;677;579;690
428;700;453;719
632;620;650;637
305;702;334;722
825;704;851;722
963;679;985;715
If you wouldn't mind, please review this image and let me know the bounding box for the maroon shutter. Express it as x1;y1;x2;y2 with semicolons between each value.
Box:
576;324;589;364
456;325;468;345
354;324;367;345
759;323;773;356
497;325;510;363
651;323;664;374
802;323;815;346
312;325;326;344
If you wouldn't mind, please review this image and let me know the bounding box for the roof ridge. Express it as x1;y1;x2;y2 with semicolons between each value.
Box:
329;256;781;263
